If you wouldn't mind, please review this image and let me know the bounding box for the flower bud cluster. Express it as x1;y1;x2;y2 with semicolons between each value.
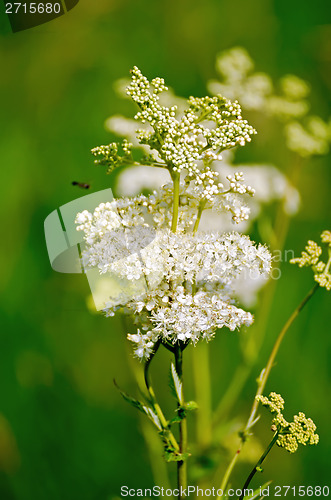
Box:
208;47;309;119
208;47;331;159
91;139;133;174
124;66;256;193
226;172;255;195
290;231;331;291
285;117;331;157
257;392;319;453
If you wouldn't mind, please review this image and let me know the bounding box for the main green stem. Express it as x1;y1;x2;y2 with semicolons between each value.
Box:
175;345;187;499
171;172;180;233
238;433;279;500
216;450;240;500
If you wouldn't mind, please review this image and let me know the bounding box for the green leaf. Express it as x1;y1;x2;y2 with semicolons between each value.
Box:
184;400;198;411
164;450;190;463
170;363;183;404
168;415;182;425
168;366;177;400
143;406;162;431
114;379;146;413
113;379;162;430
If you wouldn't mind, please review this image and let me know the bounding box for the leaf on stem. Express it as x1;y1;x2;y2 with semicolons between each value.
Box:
164;450;190;463
170;362;183;404
114;379;162;430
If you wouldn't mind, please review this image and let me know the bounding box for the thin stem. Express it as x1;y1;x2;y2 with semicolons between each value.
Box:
245;283;319;431
171;171;180;233
216;449;241;500
238;433;279;500
144;346;180;452
175;344;188;500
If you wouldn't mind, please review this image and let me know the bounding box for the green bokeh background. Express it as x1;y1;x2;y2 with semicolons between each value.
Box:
0;1;330;499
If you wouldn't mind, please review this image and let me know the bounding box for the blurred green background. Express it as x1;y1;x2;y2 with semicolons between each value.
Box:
0;1;330;499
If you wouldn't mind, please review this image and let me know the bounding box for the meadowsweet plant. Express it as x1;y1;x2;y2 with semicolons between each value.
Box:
77;67;270;361
73;67;325;499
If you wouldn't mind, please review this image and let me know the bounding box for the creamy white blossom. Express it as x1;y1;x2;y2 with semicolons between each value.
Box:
207;47;331;158
77;67;273;360
76;190;272;358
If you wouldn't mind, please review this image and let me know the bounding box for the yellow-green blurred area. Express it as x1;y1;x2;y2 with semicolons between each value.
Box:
0;1;330;499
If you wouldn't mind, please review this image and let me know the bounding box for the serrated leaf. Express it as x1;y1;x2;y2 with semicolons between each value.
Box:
170;363;183;404
114;379;162;430
142;406;162;431
168;366;177;399
114;379;147;414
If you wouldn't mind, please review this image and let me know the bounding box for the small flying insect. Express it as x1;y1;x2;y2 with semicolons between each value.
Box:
72;181;91;189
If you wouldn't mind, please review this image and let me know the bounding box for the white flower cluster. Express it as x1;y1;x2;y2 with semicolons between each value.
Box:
148;288;253;343
226;172;255;196
76;192;272;359
77;66;275;360
207;47;331;158
115;155;299;228
80;178;253;237
208;47;309;119
285;117;331;157
126;66;256;192
112;156;298;307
